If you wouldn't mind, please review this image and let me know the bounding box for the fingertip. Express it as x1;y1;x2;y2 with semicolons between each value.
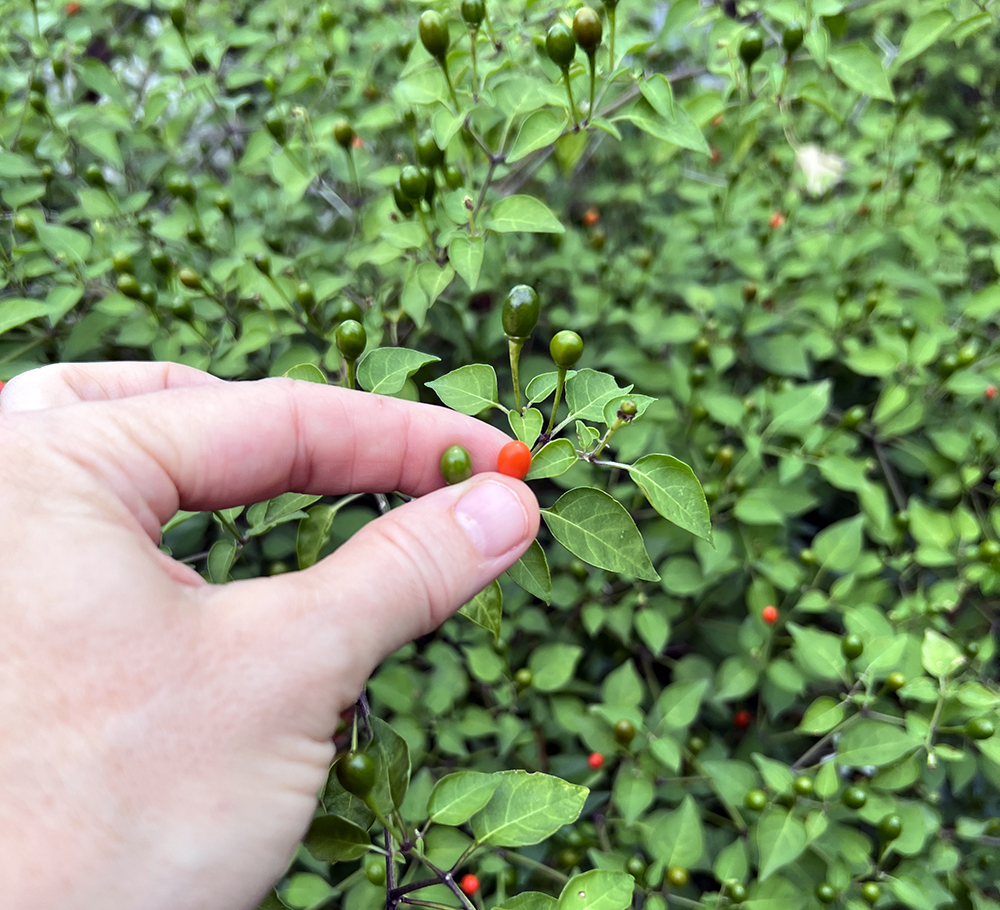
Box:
453;475;539;561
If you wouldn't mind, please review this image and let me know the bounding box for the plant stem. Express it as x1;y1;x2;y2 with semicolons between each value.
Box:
587;53;597;124
469;28;480;101
591;418;623;459
545;367;568;434
508;338;524;412
345;358;357;390
563;69;579;129
608;8;616;70
213;510;244;543
440;56;460;110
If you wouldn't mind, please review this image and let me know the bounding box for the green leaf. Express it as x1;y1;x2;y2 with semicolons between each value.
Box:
508;109;566;163
283;363;327;383
470;770;588;846
812;514;864;572
798;696;845;735
401;262;455;326
525;439;578;480
371;716;411;813
616;98;710;156
921;629;966;679
303;814;371;862
542;488;659;581
0;151;41;178
646;796;704;868
296;503;337;570
206;539;237;583
509;408;544;447
627;454;712;542
505;538;551;603
428;771;502;826
357;348;440;395
247;493;322;537
427;364;501;415
655;679;709;732
756;807;807;881
459;580;503;641
565;370;632;422
767;381;831;436
0;298;48;337
836;719;921;767
484;195;565;234
449;234;485;291
529;642;584;692
557;871;634;910
895;11;954;68
36;223;92;263
499;894;558;910
526;370;576;404
828;44;894;101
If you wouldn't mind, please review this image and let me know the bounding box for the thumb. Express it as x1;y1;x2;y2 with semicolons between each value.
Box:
215;474;539;691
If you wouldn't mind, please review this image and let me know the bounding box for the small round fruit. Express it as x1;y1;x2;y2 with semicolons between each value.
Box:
419;10;449;59
333;298;365;324
978;540;1000;562
515;668;533;688
688;735;705;755
117;274;142;299
336;750;376;797
444;165;463;189
546;20;576;69
799;548;816;566
966;717;995;740
782;24;803;54
265;110;287;144
365;860;386;886
420;166;436;205
398;165;427;202
393;187;414;216
167;173;196;203
842;633;864;660
618;399;638;419
572;7;602;55
151;249;172;273
793;776;814;797
729;883;748;904
666;866;689;888
739;29;763;68
214;192;233;216
733;709;752;730
613;718;636;745
441;445;473;485
253;253;271;276
861;883;881;905
842;786;867;810
900;316;917;339
557;848;581;869
502;284;540;339
497;440;531;480
716;444;735;468
169;6;186;30
744;789;767;812
877;814;902;841
85;164;106;188
416;130;444;168
587;751;604;770
550;330;583;369
460;874;480;896
111;251;134;274
333;119;355;149
319;6;338;30
885;672;906;692
336;319;367;361
139;283;157;306
761;605;778;625
461;0;485;29
815;883;837;904
296;282;316;309
625;856;646;879
178;267;201;289
842;405;866;428
13;212;35;237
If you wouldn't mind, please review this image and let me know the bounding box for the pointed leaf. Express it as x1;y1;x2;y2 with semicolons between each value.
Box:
828;44;894;101
756;807;807;881
627;455;712;542
427;365;501;415
449;234;485;291
459;579;502;640
470;770;588;846
484;195;565;233
357;348;440;395
526;439;578;480
428;771;502;826
645;796;704;868
542;488;659;581
509;408;544;447
505;538;551;603
303;814;371;862
558;871;634;910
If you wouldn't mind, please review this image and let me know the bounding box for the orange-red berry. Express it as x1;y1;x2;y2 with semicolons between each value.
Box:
762;605;778;624
460;874;480;896
587;751;604;770
582;207;600;227
734;709;752;730
986;385;996;400
497;440;532;479
769;211;786;229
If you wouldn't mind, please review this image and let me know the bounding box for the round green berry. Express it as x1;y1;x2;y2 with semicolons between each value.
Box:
841;786;867;810
419;10;449;59
336;750;376;797
841;633;864;661
546;20;576;70
572;7;602;55
440;445;473;485
744;789;767;812
335;319;366;361
550;330;583;369
502;284;540;339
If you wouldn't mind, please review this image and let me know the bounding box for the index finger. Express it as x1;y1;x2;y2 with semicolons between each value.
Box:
27;378;517;532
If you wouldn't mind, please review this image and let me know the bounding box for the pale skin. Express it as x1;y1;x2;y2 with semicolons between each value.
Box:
0;362;540;910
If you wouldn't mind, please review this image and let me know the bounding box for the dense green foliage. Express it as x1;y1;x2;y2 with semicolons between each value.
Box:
3;0;1000;909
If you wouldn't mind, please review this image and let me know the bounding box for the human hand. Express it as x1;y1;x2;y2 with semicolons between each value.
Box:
0;362;539;910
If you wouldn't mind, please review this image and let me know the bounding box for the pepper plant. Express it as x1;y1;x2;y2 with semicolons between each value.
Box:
4;0;1000;910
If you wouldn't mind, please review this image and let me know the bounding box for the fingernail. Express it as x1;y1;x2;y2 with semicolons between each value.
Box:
455;480;529;558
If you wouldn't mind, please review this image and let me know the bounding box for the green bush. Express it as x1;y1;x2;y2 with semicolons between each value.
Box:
4;0;1000;909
